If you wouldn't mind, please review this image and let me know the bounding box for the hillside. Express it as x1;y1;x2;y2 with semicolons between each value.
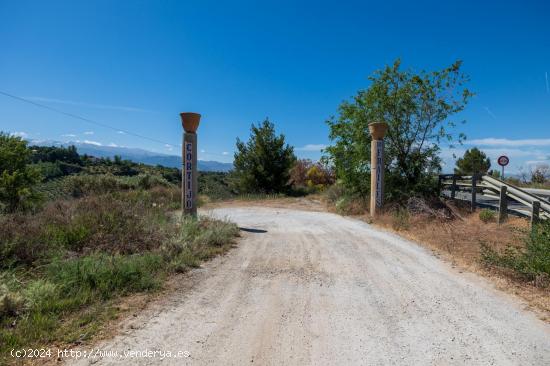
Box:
29;140;233;172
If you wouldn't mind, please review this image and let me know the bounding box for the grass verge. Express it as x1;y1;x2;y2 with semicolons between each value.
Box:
0;188;239;364
481;220;550;287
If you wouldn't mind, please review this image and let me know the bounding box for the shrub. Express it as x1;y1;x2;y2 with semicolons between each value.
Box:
42;174;173;199
335;195;368;215
323;182;368;215
0;132;42;212
479;209;495;223
166;216;239;271
136;174;168;189
47;253;164;301
194;217;240;247
392;207;410;230
198;172;234;200
324;182;347;204
33;161;64;180
481;220;550;286
530;165;549;185
23;280;59;313
0;183;238;360
63;174;127;197
0;213;54;267
0;284;24;317
0;187;180;268
290;159;335;192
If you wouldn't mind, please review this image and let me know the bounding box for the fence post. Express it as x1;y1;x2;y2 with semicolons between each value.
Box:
470;175;477;212
451;175;457;200
498;186;508;224
531;201;540;230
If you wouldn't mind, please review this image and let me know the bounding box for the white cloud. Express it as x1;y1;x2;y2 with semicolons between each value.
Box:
525;160;550;166
222;152;229;155
25;96;153;113
200;149;206;153
296;144;327;152
84;131;94;135
108;143;118;147
117;131;125;134
441;146;545;159
61;133;76;137
483;148;544;158
164;144;173;151
82;140;102;146
465;138;550;147
11;131;28;138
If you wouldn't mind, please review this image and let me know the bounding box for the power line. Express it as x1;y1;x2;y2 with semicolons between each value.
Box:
0;90;176;147
0;90;232;158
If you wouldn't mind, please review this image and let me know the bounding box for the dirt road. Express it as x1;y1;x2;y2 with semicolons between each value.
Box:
72;207;550;365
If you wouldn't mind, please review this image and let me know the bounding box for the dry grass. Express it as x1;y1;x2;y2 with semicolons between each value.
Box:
202;194;328;213
375;206;524;266
371;204;550;321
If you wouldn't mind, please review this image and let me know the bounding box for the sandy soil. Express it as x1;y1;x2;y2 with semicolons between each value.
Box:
70;207;550;366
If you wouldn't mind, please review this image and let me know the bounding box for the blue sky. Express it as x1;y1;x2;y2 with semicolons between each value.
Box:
1;0;549;172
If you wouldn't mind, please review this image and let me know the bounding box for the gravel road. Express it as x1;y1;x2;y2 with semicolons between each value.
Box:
71;207;550;366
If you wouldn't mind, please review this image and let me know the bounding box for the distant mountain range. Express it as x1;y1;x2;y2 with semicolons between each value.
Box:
29;140;233;172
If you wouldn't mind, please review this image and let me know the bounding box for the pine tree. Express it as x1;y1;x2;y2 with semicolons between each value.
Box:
233;119;296;193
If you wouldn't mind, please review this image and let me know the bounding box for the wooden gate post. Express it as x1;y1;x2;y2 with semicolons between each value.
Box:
498;186;508;224
451;175;457;200
531;201;541;229
470;175;477;212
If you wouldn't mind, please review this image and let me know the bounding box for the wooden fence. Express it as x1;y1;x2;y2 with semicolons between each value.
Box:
438;174;550;226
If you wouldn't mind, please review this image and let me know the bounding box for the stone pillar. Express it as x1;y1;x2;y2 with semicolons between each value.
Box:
180;112;201;216
368;122;388;216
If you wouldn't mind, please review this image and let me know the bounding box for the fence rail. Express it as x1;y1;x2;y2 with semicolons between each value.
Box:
438;174;550;225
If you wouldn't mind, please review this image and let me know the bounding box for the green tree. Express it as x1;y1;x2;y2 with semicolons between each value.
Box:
30;145;81;165
0;133;42;212
233;119;296;193
530;164;549;185
488;169;501;179
325;59;473;200
455;148;491;175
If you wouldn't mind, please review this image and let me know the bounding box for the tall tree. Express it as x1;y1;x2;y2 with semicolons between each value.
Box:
0;133;42;212
233;119;296;193
326;59;473;200
530;164;549;184
454;148;491;175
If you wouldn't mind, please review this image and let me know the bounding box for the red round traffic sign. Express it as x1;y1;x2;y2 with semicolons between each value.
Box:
497;155;509;167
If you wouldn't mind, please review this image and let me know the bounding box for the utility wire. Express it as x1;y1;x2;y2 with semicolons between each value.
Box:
0;90;231;158
0;90;177;147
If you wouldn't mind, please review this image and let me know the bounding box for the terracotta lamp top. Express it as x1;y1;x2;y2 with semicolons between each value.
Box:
368;122;388;140
180;112;201;133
